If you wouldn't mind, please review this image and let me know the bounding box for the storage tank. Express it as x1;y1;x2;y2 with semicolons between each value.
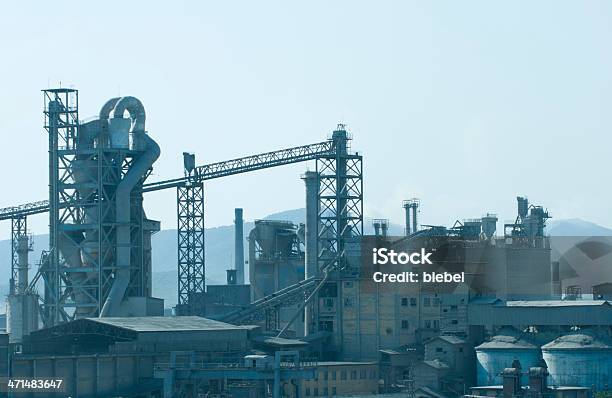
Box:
476;328;541;386
542;330;612;390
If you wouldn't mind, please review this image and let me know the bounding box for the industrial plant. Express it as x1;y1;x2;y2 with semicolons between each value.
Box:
0;89;610;398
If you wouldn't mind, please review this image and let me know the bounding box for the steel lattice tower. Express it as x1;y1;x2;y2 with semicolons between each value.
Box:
176;157;206;314
316;125;363;275
43;88;80;325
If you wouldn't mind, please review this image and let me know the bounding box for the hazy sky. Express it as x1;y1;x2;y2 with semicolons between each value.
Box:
0;1;611;240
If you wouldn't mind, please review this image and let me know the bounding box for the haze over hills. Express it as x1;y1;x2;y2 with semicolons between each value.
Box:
0;212;609;311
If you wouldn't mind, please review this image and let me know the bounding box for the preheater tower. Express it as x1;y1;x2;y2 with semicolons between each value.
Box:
42;89;162;325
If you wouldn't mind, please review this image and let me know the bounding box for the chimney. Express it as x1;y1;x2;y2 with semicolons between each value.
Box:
234;208;245;284
502;359;522;398
528;361;548;395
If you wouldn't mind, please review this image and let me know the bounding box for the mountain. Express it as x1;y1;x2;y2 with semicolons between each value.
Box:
546;218;612;237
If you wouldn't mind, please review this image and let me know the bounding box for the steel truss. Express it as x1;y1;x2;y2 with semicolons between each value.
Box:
176;182;205;314
4;111;360;324
43;88;80;325
316;126;363;275
10;216;27;293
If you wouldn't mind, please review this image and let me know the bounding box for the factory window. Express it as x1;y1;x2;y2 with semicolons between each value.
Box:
360;369;367;379
314;371;319;381
332;387;337;396
341;370;347;380
410;298;417;306
436;347;443;353
370;370;377;379
325;298;334;308
314;388;319;396
401;320;409;329
306;388;311;396
351;370;357;380
324;371;328;380
324;387;328;396
332;370;336;380
459;347;464;353
425;320;432;329
344;297;353;307
450;305;458;311
433;320;439;329
401;297;408;306
423;297;431;306
433;298;441;306
451;319;458;325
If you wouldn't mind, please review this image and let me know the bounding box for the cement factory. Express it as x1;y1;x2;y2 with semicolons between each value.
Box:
0;89;610;397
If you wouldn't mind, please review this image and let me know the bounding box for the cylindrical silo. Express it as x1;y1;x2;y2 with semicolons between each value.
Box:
542;330;612;390
476;328;542;386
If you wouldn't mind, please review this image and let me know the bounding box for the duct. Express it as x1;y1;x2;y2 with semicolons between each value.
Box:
68;120;103;316
112;96;146;132
99;97;121;120
100;130;160;317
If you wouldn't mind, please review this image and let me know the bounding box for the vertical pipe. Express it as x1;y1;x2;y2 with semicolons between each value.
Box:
411;205;418;234
302;171;318;336
234;208;245;285
403;202;411;236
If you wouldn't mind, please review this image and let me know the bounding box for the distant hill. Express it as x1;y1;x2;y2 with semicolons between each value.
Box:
546;218;612;237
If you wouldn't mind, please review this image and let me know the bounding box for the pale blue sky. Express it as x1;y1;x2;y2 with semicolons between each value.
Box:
0;1;611;239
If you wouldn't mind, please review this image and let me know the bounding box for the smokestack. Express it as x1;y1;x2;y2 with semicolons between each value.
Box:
302;172;319;279
402;201;411;236
528;365;548;393
411;205;418;234
234;208;245;285
373;221;381;236
302;171;319;336
502;359;522;398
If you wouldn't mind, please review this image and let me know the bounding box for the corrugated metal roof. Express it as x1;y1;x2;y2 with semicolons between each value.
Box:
422;359;450;370
316;361;377;366
433;335;466;345
87;316;242;332
250;335;308;346
503;300;610;307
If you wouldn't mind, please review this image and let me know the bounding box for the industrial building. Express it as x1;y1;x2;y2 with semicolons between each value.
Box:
0;89;610;397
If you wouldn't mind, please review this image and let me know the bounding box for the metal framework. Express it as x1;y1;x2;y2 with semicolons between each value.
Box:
316;126;363;275
2;113;362;324
176;181;205;313
10;216;28;294
143;140;334;192
43;88;80;325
